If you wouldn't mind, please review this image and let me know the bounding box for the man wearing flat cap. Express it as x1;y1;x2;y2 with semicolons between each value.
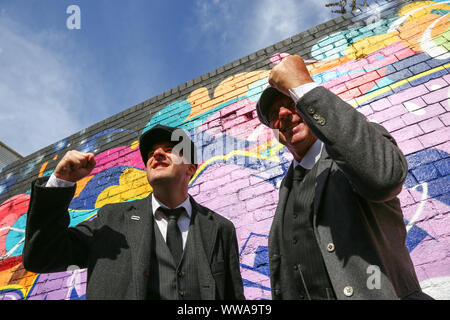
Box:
257;55;432;300
23;124;245;300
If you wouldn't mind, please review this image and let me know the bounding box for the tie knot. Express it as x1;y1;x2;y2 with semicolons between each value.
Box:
293;165;307;181
158;207;185;221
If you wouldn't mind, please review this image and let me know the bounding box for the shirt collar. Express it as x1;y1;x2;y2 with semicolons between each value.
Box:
151;193;192;219
293;139;323;170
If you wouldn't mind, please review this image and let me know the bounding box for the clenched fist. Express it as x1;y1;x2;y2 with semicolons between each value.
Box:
268;55;314;97
54;150;96;183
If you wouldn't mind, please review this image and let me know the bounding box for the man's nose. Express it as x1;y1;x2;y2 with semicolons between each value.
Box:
278;106;293;119
153;148;167;160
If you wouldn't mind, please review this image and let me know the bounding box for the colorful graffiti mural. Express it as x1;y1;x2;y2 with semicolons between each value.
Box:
0;0;449;299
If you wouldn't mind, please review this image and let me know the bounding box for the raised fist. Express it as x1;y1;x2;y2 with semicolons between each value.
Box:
268;55;314;96
54;150;96;183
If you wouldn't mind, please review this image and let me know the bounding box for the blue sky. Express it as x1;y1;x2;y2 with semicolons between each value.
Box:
0;0;358;156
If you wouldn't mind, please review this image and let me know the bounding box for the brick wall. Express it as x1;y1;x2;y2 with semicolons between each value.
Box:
0;0;449;300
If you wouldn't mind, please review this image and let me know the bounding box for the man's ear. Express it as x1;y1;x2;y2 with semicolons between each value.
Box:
187;164;197;178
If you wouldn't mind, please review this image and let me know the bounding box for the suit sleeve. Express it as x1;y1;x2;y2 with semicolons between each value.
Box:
22;177;97;273
297;86;408;202
224;223;246;300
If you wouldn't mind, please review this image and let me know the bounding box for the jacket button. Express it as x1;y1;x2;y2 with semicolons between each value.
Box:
307;106;315;115
343;286;354;297
318;117;326;126
274;289;281;296
313;113;320;121
326;243;335;252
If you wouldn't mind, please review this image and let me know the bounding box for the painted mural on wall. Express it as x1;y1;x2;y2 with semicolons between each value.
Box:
0;0;449;300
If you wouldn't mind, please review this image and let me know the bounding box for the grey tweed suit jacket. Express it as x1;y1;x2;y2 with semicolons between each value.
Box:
268;86;426;300
23;179;245;300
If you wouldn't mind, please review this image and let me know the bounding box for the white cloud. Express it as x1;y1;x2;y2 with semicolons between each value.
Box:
186;0;336;61
0;18;97;157
252;0;335;48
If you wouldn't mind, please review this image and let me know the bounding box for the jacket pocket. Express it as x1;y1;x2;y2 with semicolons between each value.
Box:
292;264;312;300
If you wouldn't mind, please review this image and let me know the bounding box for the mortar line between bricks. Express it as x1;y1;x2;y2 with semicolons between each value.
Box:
352;63;450;107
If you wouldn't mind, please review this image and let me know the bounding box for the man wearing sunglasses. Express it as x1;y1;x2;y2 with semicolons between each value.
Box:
256;55;432;300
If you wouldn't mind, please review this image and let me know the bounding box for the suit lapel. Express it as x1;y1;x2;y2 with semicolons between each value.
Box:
190;197;218;262
124;195;154;300
274;149;332;229
272;163;293;230
190;196;217;299
313;148;333;224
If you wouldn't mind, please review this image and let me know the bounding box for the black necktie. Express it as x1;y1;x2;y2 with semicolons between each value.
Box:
157;207;185;264
292;165;308;214
293;165;307;182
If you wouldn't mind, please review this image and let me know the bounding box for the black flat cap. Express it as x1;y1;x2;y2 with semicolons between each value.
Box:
256;86;286;127
139;124;197;166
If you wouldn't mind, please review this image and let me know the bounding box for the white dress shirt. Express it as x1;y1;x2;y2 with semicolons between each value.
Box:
293;139;324;170
151;193;192;249
288;82;320;103
46;173;76;188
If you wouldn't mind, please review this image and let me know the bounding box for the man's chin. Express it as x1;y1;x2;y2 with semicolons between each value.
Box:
289;134;317;156
285;130;308;145
148;172;172;185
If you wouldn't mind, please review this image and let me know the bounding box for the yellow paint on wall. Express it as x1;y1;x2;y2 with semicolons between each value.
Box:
185;70;269;121
346;33;401;59
130;140;139;149
351;63;450;107
0;264;38;298
190;138;284;183
95;168;152;208
398;1;450;20
0;284;27;298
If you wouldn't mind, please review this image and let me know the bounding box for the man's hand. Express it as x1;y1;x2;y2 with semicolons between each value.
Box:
268;55;314;96
54;150;96;183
